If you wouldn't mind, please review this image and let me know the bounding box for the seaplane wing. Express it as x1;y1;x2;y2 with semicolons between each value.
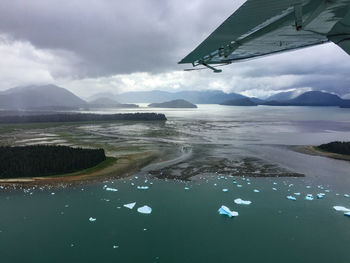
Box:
179;0;350;71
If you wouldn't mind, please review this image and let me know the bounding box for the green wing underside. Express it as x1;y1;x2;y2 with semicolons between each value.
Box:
179;0;350;66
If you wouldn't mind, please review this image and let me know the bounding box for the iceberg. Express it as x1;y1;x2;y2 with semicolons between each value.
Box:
344;194;350;198
89;217;96;222
184;187;190;190
317;193;325;199
222;188;228;192
286;195;296;201
137;205;152;214
333;206;350;212
105;187;118;192
137;186;149;190
218;205;239;217
253;189;260;193
123;202;136;209
272;188;277;191
237;184;242;187
234;198;252;205
305;194;314;201
345;212;350;217
113;245;119;249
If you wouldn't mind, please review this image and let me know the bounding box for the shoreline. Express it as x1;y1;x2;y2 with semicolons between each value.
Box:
0;151;159;187
292;145;350;162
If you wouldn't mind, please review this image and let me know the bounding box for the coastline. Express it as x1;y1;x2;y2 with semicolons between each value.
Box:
292;145;350;162
0;151;158;186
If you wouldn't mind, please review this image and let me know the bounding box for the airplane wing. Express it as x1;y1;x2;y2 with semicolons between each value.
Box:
179;0;350;70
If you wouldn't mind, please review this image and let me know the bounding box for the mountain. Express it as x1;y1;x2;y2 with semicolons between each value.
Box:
88;97;138;108
220;98;257;106
266;91;299;101
117;90;246;104
0;84;87;110
148;99;197;108
263;91;350;107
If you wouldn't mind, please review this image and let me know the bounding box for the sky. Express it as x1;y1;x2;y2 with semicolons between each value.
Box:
0;0;349;99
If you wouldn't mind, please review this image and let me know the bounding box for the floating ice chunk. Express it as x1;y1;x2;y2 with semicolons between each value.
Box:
137;205;152;214
253;189;259;193
137;186;149;190
51;192;55;195
89;217;96;222
234;198;252;205
131;183;135;186
218;205;239;218
286;196;296;201
317;193;325;199
273;182;277;185
103;185;107;189
247;182;251;185
105;187;118;192
233;181;237;184
184;187;190;190
333;206;350;212
113;245;119;249
294;193;301;196
124;202;136;209
272;188;277;191
222;188;228;192
306;186;311;189
305;194;314;201
345;212;350;217
325;190;330;193
344;194;350;198
237;185;242;188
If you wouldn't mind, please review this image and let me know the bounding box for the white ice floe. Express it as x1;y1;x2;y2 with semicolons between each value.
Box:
272;188;277;191
137;186;149;190
237;185;242;188
89;217;96;222
294;193;301;196
222;188;228;192
113;245;119;249
325;190;330;193
233;181;237;184
51;192;55;195
344;194;350;198
345;212;350;217
306;186;311;189
286;196;296;201
124;202;136;209
333;206;350;212
253;189;259;193
184;187;190;190
137;205;152;214
317;193;325;199
218;205;239;218
305;194;314;201
234;198;252;205
105;187;118;192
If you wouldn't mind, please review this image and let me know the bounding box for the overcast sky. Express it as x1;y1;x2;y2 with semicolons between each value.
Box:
0;0;349;99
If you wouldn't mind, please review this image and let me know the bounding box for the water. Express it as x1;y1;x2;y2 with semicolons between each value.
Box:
1;105;350;262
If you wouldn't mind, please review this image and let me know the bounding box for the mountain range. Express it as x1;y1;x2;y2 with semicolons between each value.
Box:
0;84;349;110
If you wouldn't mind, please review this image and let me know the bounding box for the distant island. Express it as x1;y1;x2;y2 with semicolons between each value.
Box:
0;112;167;124
0;145;107;179
148;99;197;108
88;97;139;108
220;98;257;106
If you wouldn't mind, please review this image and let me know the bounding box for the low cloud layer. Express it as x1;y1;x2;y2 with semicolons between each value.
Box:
0;0;349;98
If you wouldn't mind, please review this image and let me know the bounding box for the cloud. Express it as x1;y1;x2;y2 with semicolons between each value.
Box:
0;0;349;98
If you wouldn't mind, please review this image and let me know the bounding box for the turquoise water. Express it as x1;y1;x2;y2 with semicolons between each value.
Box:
1;105;350;262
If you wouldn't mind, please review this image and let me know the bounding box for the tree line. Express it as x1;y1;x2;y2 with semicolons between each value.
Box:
0;145;106;178
0;113;167;124
318;141;350;155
